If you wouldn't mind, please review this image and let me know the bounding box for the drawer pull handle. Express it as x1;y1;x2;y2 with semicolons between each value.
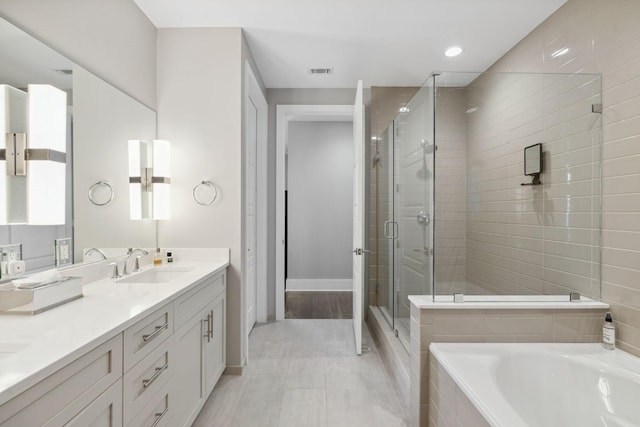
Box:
151;406;169;427
203;314;211;343
142;322;169;343
209;309;214;340
143;362;168;388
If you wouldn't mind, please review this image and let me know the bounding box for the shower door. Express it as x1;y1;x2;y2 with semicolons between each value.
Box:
393;85;435;346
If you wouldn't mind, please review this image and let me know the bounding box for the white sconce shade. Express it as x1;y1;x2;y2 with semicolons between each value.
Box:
0;84;66;225
129;139;171;220
0;85;27;224
27;84;67;225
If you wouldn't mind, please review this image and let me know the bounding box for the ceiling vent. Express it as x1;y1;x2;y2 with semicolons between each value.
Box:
308;68;333;75
54;69;73;76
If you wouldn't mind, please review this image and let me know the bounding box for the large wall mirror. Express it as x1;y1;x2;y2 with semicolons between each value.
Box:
0;17;157;273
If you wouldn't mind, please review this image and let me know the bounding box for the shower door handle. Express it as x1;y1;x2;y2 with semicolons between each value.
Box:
384;221;398;239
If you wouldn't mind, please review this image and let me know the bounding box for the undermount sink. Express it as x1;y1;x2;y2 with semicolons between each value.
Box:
0;342;29;361
118;267;193;284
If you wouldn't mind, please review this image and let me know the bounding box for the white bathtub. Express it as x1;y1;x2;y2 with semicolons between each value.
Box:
429;343;640;427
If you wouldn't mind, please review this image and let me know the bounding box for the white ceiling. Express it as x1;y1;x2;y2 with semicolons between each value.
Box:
134;0;566;89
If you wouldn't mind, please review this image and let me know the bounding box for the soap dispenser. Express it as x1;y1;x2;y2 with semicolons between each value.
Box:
153;248;163;266
602;312;615;350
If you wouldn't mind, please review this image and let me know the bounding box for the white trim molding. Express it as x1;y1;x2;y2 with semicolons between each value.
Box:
286;279;352;292
275;104;354;320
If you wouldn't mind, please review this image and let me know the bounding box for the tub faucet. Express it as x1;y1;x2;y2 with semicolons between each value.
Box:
124;248;149;274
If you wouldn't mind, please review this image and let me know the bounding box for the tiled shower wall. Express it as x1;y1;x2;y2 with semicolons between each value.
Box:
464;72;601;299
433;88;468;293
483;0;640;356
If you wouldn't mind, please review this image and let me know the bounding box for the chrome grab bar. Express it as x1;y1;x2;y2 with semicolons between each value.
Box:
142;322;169;343
142;362;168;388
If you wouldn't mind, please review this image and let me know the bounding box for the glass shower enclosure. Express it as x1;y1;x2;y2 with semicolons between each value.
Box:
375;71;602;350
376;81;435;347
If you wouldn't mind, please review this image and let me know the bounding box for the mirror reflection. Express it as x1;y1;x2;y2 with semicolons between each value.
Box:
0;17;157;274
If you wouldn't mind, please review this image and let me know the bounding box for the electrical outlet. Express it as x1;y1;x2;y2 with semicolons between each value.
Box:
55;238;72;266
1;243;22;264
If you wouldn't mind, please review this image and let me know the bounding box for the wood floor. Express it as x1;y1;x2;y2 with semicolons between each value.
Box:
193;319;410;427
285;291;353;319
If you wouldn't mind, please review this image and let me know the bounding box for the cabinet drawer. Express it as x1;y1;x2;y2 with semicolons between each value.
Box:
123;336;172;424
49;378;123;427
0;334;123;426
124;303;173;371
127;388;171;427
174;271;225;330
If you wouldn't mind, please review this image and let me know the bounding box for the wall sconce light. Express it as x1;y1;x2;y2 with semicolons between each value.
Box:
0;84;67;225
128;139;171;220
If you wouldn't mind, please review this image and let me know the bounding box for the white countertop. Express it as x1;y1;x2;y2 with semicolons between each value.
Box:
409;294;609;310
0;259;228;406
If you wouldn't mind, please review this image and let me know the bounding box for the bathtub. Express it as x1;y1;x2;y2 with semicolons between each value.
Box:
429;343;640;427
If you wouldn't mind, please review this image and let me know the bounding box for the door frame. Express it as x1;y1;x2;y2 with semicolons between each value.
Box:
244;62;268;335
275;104;354;320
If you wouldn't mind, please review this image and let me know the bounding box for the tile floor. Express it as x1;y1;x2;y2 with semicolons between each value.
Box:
193;319;410;427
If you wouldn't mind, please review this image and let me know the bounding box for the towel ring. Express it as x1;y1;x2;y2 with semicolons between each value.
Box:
88;181;114;206
193;180;218;206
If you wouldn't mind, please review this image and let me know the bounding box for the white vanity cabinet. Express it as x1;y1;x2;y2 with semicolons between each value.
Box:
0;265;227;427
171;270;227;426
0;335;123;427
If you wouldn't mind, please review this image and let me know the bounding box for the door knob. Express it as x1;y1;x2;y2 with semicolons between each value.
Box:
349;248;371;255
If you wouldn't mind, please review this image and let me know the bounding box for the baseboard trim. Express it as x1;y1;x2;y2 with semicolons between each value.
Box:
286;279;351;291
224;365;243;375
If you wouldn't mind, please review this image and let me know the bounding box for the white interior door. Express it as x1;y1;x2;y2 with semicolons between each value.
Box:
246;96;258;333
352;80;365;355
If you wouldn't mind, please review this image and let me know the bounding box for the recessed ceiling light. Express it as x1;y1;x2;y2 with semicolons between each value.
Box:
444;46;463;57
550;47;569;58
398;106;410;113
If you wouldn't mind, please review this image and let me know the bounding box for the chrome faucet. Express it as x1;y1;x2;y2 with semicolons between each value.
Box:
85;247;108;260
124;248;149;275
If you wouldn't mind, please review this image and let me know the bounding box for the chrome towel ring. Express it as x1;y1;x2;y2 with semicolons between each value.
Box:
192;180;218;206
88;181;114;206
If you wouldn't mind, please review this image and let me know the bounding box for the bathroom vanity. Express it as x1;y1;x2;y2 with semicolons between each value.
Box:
0;259;228;426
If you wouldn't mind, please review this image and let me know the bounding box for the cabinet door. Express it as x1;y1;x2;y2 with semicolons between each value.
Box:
171;306;208;427
204;291;226;396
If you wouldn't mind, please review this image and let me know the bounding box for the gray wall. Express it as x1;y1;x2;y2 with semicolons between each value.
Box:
287;121;353;280
0;0;157;109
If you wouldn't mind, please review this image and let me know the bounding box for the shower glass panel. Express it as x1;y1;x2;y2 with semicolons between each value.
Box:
375;81;435;349
432;72;602;301
376;123;395;328
394;84;435;344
